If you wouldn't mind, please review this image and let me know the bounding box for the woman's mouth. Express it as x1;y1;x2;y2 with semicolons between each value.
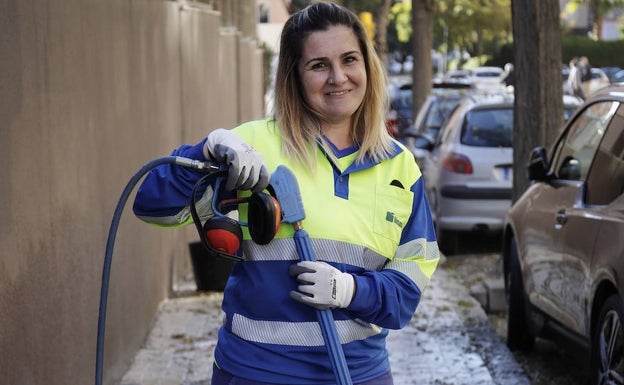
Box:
326;89;350;96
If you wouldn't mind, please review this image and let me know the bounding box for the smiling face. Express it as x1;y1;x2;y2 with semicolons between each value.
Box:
298;25;367;129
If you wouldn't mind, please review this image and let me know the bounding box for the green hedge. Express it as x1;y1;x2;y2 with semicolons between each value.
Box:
489;36;624;68
562;36;624;67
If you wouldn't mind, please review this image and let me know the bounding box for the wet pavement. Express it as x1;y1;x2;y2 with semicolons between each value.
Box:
120;257;531;385
445;251;590;385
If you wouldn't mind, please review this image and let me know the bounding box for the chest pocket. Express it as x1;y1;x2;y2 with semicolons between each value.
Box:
373;184;413;247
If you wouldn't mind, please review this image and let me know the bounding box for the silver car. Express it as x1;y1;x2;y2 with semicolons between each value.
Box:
422;91;582;254
422;91;514;253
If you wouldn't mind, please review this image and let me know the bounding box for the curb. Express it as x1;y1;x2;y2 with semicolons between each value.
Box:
470;278;507;313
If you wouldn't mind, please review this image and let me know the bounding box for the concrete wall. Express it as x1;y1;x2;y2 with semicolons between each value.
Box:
0;0;264;384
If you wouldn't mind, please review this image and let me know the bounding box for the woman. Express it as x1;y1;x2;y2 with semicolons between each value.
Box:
567;57;585;100
133;2;439;384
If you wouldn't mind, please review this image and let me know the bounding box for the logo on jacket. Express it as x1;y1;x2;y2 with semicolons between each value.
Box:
385;212;404;228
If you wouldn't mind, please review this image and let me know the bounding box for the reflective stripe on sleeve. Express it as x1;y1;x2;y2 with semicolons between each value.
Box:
384;239;440;290
135;186;215;227
232;313;383;346
394;237;439;261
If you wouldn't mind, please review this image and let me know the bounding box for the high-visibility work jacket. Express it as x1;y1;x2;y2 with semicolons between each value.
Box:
133;118;439;384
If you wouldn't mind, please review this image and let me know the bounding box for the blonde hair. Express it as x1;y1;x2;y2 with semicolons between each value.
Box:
273;1;393;169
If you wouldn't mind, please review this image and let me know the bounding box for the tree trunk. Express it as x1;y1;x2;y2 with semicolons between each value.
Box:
511;0;562;202
593;13;603;40
590;0;602;40
375;0;392;69
411;0;434;126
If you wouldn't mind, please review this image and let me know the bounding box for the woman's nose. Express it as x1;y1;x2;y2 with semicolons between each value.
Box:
329;66;347;85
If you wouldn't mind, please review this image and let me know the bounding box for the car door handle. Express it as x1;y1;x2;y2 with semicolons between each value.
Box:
555;210;568;229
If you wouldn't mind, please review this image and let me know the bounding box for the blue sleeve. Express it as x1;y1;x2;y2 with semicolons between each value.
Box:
132;139;208;220
347;269;421;329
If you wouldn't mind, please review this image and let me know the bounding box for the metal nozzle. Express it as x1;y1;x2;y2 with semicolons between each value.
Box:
174;157;220;172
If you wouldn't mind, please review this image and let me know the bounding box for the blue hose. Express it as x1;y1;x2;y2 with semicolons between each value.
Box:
95;156;217;385
96;158;351;385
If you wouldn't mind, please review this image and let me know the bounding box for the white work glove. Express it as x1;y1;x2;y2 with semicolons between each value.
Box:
203;128;269;193
289;261;356;310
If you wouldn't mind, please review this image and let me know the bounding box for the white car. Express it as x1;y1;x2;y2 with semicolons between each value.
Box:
470;66;505;90
442;70;472;85
421;91;582;254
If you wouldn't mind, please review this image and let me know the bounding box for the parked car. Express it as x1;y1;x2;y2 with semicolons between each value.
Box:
422;91;582;254
502;84;624;384
442;69;473;85
388;80;471;139
401;82;474;167
562;65;571;94
470;66;505;90
612;69;624;84
562;93;584;120
600;66;621;83
386;82;413;137
421;91;515;253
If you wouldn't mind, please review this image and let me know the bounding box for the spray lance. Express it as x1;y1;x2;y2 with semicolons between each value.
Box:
96;158;352;385
270;165;353;385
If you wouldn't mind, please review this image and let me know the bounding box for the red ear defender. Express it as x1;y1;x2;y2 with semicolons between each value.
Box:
203;216;243;254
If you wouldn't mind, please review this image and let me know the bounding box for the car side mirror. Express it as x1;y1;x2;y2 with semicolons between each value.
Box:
527;147;549;181
413;134;435;151
401;130;435;151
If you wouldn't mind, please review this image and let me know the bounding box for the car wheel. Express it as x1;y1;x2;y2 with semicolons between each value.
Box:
591;294;624;385
437;229;459;255
428;188;438;215
433;199;459;255
506;237;535;351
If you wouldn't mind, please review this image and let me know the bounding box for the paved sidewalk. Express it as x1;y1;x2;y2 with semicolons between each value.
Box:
120;262;530;385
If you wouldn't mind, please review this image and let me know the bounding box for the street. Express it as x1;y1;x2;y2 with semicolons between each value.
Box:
445;232;590;385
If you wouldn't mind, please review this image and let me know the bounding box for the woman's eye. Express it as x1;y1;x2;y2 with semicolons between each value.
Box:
311;62;327;70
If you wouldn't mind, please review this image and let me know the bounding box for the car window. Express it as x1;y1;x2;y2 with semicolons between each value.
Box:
475;71;501;78
424;97;462;131
585;103;624;205
551;101;618;181
439;121;452;144
392;89;412;110
460;108;513;147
